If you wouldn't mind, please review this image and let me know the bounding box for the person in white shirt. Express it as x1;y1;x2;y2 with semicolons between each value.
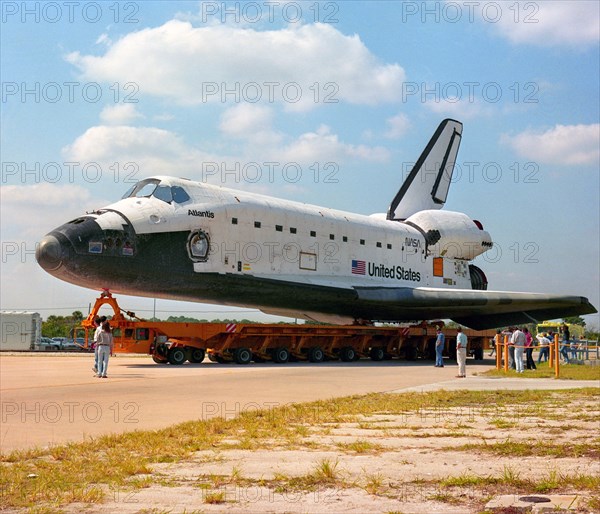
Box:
96;321;113;379
92;315;106;376
511;327;526;373
536;333;551;363
456;327;467;378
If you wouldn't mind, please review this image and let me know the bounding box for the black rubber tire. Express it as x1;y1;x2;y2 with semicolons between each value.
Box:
234;347;252;365
207;352;219;362
308;346;325;363
340;346;356;362
167;347;187;365
273;347;290;364
188;348;205;363
155;343;169;358
152;355;168;364
474;347;484;360
370;347;385;361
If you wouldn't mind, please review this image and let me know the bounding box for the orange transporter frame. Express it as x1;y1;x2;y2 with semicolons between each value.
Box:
78;292;496;366
78;291;227;364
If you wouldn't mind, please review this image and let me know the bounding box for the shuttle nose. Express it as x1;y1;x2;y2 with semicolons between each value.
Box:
36;234;63;271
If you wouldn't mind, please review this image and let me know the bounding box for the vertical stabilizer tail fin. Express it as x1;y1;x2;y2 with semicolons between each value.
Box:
387;118;463;221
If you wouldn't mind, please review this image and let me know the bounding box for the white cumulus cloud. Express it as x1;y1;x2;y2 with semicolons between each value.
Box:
501;123;600;165
63;125;225;177
276;125;390;164
219;104;281;144
492;1;599;47
61;122;390;189
66;20;405;110
99;104;143;125
384;113;410;139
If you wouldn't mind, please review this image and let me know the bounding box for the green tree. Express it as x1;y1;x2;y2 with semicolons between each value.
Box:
563;316;586;327
42;311;87;337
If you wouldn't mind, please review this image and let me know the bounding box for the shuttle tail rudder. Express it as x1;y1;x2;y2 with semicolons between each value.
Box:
387;118;463;221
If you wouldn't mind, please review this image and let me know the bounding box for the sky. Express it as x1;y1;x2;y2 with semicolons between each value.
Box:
1;1;599;327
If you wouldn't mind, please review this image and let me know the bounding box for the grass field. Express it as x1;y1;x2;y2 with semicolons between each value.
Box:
2;387;599;512
481;363;600;380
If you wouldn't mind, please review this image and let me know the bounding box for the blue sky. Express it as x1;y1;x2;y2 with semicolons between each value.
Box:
1;1;598;326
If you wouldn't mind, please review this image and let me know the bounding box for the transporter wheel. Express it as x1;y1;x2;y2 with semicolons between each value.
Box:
370;347;385;361
308;346;325;363
207;352;219;362
253;355;266;363
404;345;417;361
474;347;484;360
234;347;252;365
188;348;206;363
167;346;188;365
340;346;356;362
152;355;168;364
273;347;290;364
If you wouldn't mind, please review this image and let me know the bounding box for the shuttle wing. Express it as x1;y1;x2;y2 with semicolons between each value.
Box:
355;287;597;330
387;119;463;221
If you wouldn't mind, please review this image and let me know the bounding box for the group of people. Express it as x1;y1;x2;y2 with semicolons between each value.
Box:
488;324;578;370
508;327;537;373
434;323;579;377
92;315;113;378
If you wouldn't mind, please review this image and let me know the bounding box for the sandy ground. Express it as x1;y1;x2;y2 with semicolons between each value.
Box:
1;352;495;451
54;382;599;514
2;353;599;513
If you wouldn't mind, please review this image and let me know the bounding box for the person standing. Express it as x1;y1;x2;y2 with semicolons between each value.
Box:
507;328;516;369
92;315;106;376
511;327;526;373
435;327;445;367
569;336;579;361
537;332;551;363
524;328;536;370
560;324;571;364
455;327;467;378
96;321;113;379
489;330;500;357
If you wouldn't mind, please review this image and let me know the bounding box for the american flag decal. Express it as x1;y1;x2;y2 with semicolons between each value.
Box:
352;259;366;275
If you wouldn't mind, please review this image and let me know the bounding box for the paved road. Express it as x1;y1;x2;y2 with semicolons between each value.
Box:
1;353;597;452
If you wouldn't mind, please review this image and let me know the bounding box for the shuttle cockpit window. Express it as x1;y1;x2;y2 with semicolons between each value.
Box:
122;179;191;204
122;179;159;199
172;186;191;203
153;185;173;203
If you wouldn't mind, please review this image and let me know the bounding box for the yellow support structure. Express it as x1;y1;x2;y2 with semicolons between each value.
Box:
495;333;502;370
554;333;560;378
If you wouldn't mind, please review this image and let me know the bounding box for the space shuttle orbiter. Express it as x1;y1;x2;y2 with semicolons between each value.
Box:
36;119;596;329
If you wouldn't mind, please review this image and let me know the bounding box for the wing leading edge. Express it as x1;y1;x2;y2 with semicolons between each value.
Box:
354;287;597;330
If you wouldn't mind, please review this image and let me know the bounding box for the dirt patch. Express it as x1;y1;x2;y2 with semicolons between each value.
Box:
55;391;600;514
